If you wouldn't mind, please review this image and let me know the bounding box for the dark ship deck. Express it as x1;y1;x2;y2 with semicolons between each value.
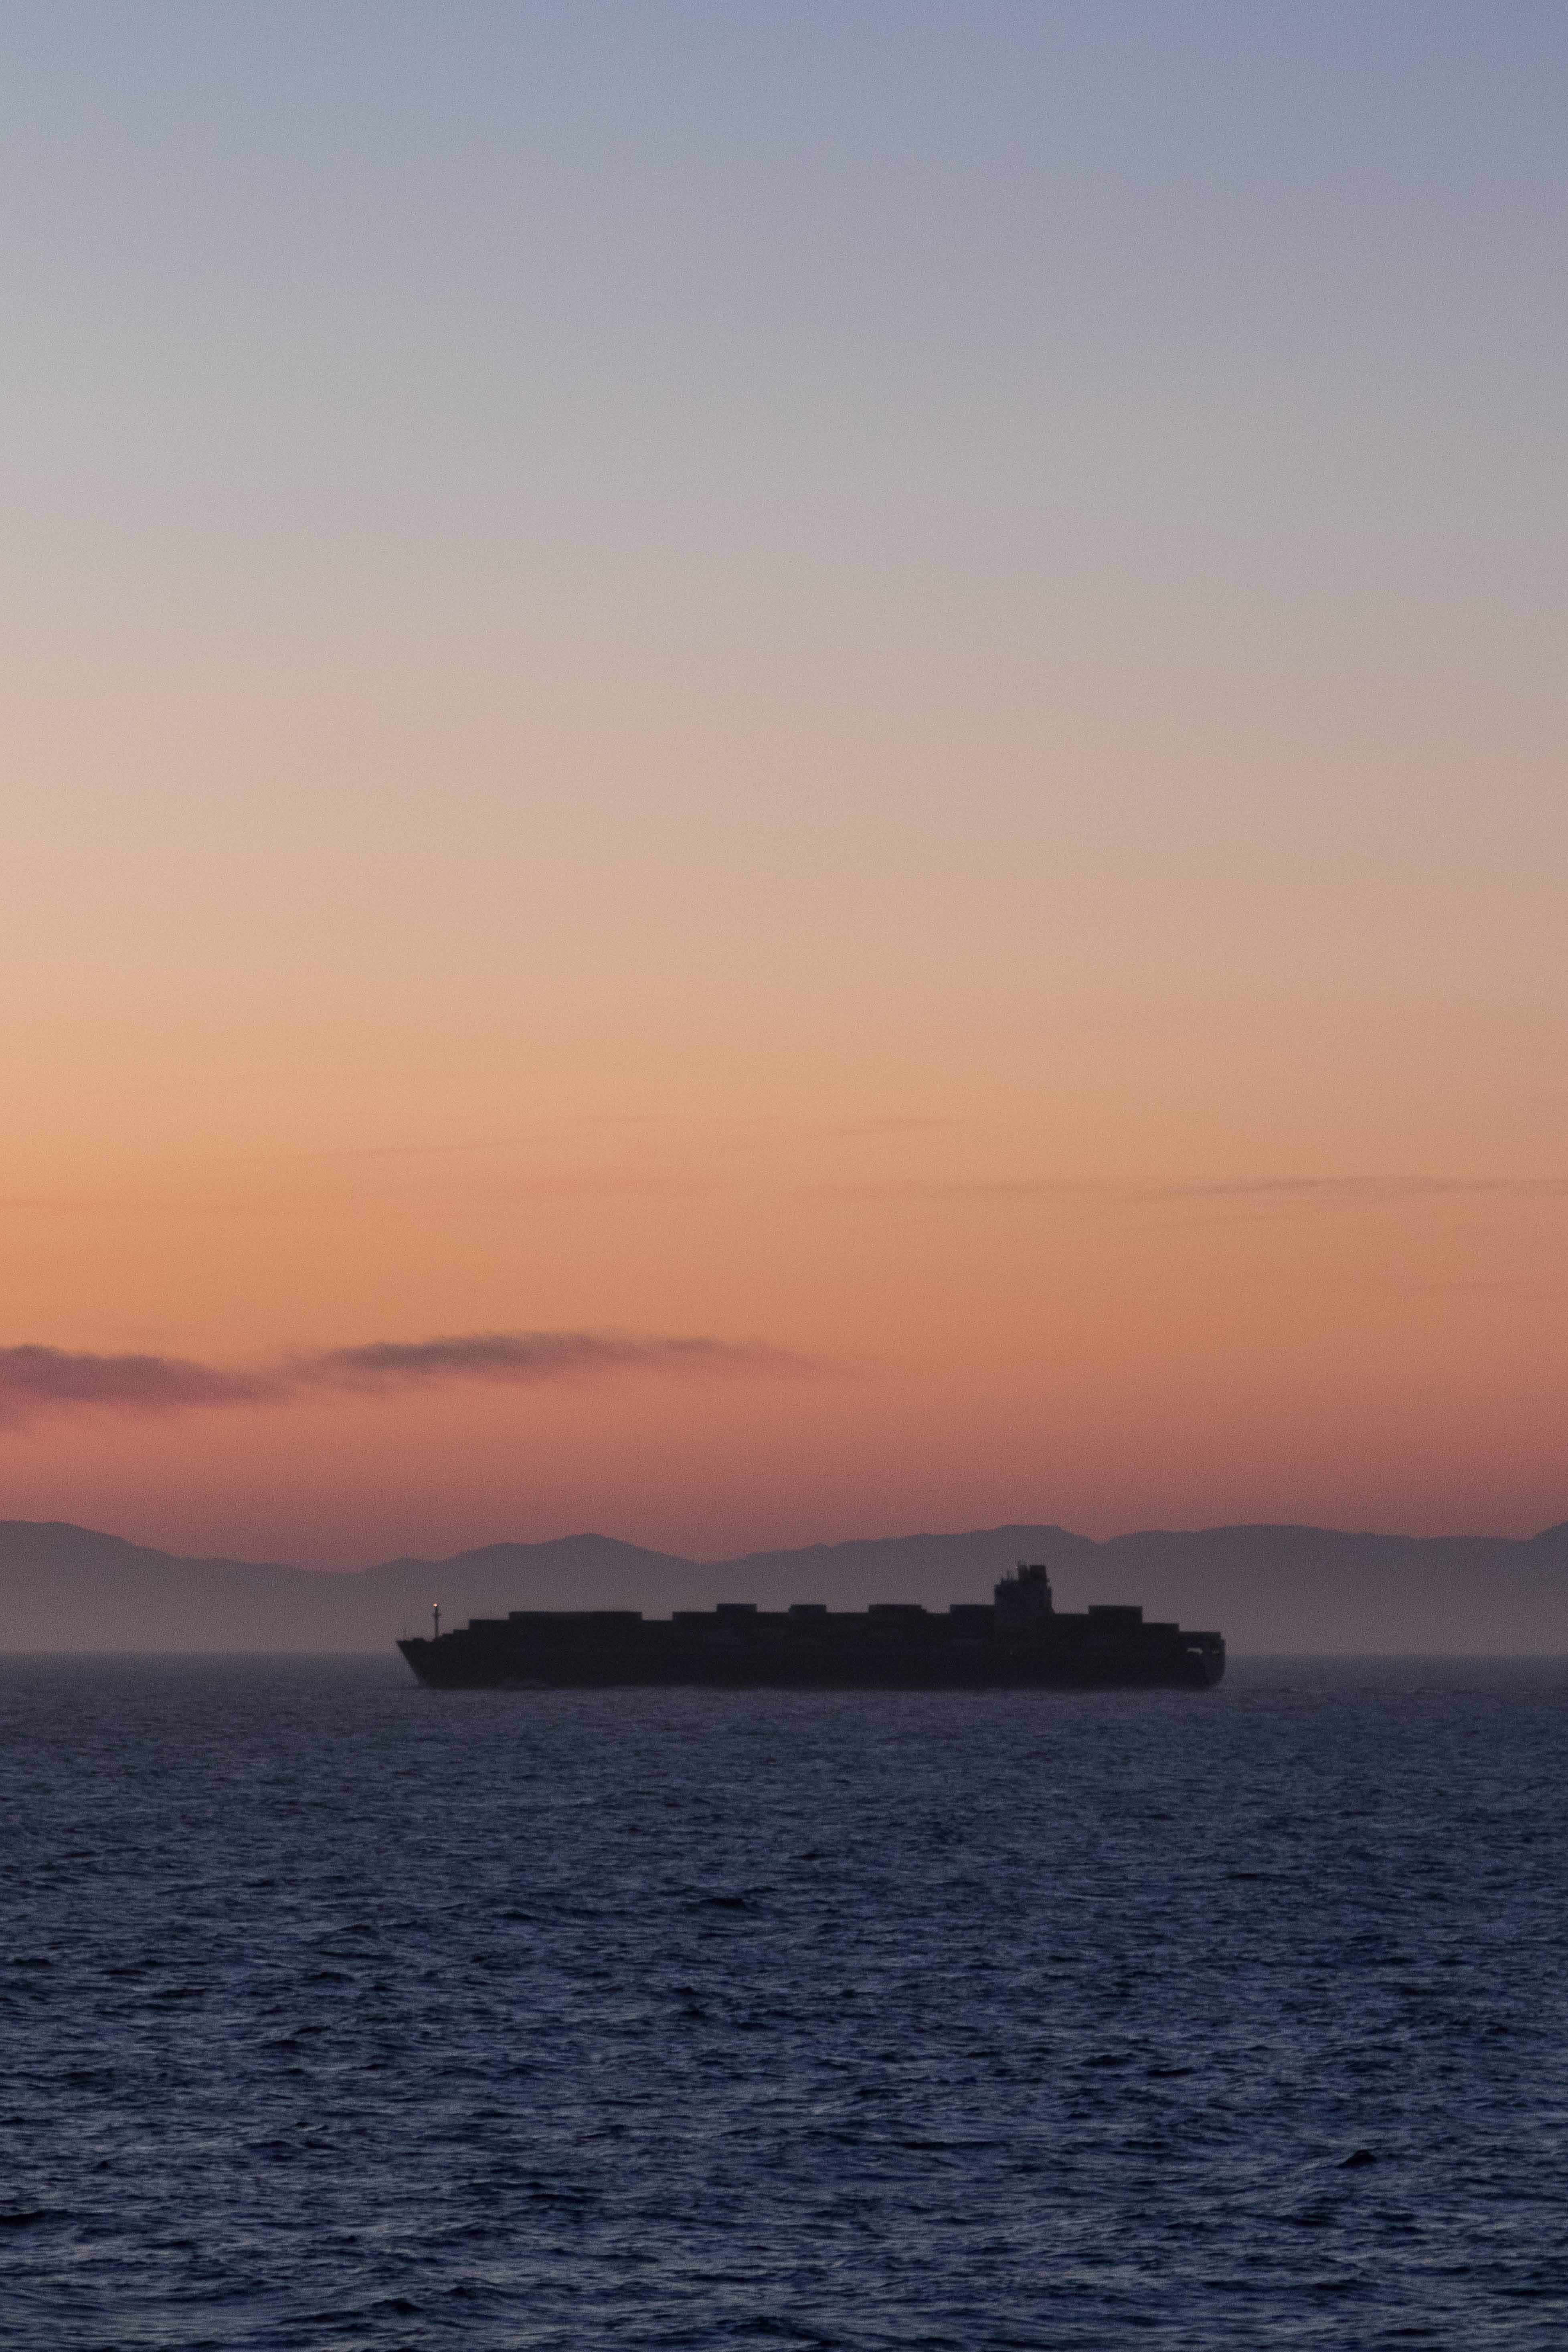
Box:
398;1563;1225;1692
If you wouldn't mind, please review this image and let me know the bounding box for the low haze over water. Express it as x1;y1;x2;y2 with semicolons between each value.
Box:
4;1657;1566;2349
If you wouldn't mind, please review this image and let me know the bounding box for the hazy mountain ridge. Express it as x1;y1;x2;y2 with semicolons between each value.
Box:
1;1517;1566;1655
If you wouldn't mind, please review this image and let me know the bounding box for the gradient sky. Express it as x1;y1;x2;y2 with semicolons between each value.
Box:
3;3;1565;1566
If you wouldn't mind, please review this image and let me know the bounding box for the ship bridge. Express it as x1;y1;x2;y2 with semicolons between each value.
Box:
994;1561;1053;1624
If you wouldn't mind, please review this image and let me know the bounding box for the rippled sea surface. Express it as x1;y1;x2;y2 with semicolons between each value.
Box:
3;1657;1567;2350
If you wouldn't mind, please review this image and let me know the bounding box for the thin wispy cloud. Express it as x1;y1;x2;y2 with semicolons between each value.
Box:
827;1175;1568;1208
0;1347;281;1426
1133;1177;1568;1205
0;1331;815;1430
823;1116;961;1137
307;1332;807;1388
826;1178;1099;1201
0;1199;131;1215
1410;1279;1568;1300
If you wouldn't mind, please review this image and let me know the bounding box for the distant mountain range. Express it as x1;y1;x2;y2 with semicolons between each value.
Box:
2;1517;1566;1655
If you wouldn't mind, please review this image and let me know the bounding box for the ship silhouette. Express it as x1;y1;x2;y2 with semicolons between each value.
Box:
398;1559;1225;1691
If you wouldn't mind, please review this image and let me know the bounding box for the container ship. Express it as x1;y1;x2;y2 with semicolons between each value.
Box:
397;1560;1225;1691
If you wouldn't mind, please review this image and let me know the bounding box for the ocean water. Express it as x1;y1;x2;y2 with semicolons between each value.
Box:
2;1658;1566;2350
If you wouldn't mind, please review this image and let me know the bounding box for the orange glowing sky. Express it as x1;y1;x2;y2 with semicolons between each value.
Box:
2;6;1565;1565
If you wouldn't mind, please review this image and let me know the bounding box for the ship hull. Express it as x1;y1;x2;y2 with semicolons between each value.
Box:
398;1624;1225;1694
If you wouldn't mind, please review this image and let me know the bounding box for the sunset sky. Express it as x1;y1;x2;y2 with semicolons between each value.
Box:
4;3;1565;1567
